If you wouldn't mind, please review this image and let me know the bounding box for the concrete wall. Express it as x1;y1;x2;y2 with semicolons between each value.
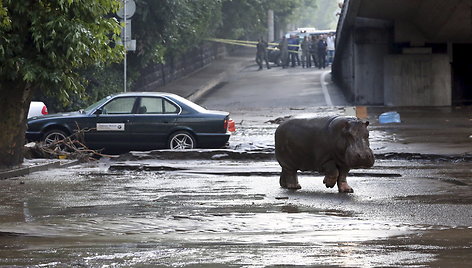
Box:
352;20;390;104
333;31;356;103
333;16;452;106
384;54;451;106
332;0;469;106
333;18;390;105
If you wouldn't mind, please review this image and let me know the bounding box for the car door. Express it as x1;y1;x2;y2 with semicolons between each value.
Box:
84;96;137;149
129;96;179;149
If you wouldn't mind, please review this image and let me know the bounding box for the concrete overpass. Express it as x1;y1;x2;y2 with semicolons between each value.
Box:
332;0;472;106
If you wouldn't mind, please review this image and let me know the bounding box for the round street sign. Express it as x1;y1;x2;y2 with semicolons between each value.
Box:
117;0;136;19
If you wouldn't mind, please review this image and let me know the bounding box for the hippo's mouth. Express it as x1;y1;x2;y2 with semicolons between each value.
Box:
345;148;375;168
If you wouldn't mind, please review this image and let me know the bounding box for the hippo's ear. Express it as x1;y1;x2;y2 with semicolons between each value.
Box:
364;121;370;127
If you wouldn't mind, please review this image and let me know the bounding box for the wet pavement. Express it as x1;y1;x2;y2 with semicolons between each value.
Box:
1;107;471;267
0;156;471;267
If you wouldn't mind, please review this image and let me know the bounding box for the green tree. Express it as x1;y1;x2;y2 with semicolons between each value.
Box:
128;0;222;69
123;0;307;67
291;0;339;30
0;0;123;168
219;0;267;40
218;0;306;40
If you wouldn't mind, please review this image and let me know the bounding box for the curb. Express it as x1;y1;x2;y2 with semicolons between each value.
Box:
114;149;472;162
0;159;81;180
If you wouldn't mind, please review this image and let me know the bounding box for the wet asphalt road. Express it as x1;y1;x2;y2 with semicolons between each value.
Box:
1;65;471;267
0;155;471;267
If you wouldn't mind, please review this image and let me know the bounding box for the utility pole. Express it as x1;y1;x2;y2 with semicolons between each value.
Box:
117;0;136;92
123;1;127;92
268;9;274;42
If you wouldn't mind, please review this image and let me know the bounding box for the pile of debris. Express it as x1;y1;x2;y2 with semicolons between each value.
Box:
24;130;108;161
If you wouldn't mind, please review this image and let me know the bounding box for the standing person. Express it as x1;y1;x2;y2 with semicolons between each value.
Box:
300;36;310;68
309;35;318;68
294;35;301;66
255;38;271;70
317;35;327;69
278;36;289;68
326;32;335;65
287;34;300;67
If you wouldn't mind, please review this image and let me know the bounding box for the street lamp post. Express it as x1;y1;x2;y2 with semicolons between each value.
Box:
124;1;127;92
117;0;136;92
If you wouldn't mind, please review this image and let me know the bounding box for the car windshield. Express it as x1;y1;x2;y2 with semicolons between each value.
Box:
83;95;112;114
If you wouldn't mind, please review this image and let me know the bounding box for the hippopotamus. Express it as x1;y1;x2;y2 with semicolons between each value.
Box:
275;115;375;193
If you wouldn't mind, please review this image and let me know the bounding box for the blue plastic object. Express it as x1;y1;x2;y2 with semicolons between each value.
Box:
378;111;401;124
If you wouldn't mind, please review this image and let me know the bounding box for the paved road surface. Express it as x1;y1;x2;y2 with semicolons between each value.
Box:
199;64;347;110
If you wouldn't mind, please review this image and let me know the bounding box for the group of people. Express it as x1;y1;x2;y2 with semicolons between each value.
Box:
255;32;335;70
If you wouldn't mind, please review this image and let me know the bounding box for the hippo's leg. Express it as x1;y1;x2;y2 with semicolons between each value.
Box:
337;168;354;193
280;167;301;189
322;161;339;188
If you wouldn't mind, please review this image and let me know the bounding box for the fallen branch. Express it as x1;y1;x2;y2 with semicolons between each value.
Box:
24;126;114;161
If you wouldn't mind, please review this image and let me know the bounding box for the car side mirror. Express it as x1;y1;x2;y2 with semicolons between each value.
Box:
94;108;103;115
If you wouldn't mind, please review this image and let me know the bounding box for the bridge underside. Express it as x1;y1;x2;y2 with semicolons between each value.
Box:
333;0;472;106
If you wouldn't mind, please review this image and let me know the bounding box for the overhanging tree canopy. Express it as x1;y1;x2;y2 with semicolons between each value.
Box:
0;0;123;167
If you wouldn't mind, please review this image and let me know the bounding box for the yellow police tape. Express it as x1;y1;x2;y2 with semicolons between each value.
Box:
207;38;301;51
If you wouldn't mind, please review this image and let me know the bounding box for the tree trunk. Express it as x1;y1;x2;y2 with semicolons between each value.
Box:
0;82;34;168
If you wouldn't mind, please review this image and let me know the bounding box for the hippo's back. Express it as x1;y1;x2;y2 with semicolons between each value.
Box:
275;116;336;171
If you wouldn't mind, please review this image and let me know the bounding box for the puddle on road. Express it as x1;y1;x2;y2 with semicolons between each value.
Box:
0;162;471;267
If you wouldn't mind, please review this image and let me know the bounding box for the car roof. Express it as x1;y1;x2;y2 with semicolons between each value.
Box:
110;92;178;98
106;91;208;113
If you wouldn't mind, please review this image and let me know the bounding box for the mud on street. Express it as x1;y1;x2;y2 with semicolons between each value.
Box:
1;106;471;267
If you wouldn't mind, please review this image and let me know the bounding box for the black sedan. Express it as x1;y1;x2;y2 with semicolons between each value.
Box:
26;92;235;151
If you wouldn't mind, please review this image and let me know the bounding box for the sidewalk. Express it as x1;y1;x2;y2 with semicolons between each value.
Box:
0;159;81;180
160;48;254;102
365;106;472;157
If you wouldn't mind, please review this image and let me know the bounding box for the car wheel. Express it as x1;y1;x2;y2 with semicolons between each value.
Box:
169;131;196;150
43;130;68;151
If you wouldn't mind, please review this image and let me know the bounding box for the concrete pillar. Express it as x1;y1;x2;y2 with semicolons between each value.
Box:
384;54;451;106
268;10;274;42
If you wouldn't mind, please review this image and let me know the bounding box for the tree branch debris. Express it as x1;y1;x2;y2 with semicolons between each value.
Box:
24;126;113;161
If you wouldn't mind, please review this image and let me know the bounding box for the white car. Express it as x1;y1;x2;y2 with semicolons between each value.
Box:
28;101;48;118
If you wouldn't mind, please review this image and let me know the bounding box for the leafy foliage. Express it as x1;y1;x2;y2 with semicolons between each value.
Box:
37;65;124;113
219;0;266;40
291;0;339;30
127;0;314;69
0;0;125;167
128;0;222;69
0;0;123;104
218;0;309;40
